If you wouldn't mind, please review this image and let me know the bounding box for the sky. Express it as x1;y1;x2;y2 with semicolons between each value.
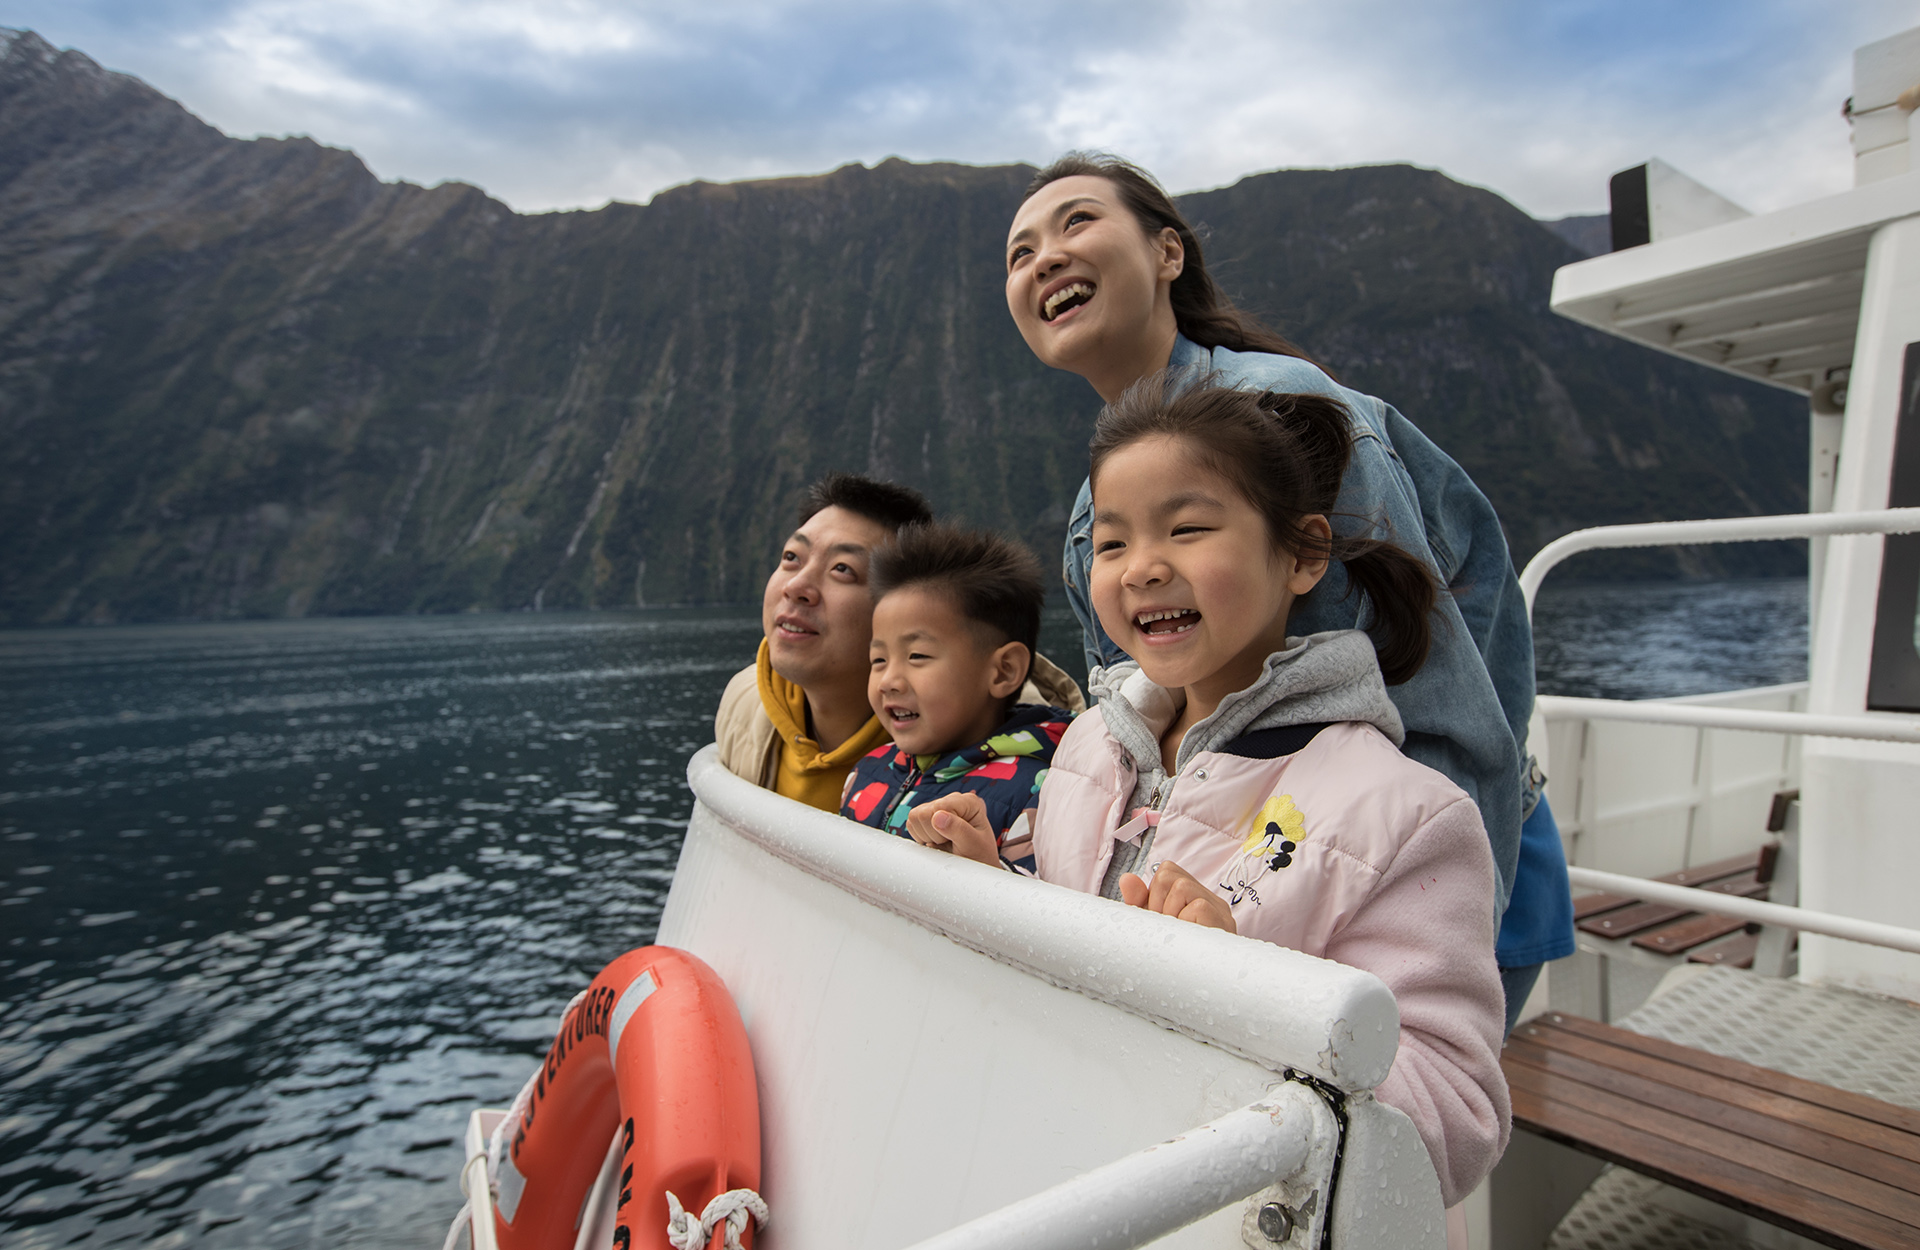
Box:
3;1;1916;219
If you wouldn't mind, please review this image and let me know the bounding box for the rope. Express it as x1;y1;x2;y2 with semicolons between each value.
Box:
442;1146;493;1250
485;988;591;1189
440;1198;471;1250
664;1188;769;1250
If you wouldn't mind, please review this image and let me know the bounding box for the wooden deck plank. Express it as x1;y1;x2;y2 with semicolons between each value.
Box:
1666;851;1764;886
1504;1037;1920;1187
1510;1081;1920;1250
1579;899;1692;938
1507;1023;1920;1166
1689;932;1760;967
1699;872;1768;899
1572;853;1764;935
1573;891;1634;920
1632;913;1752;954
1535;1014;1920;1137
1505;1060;1920;1232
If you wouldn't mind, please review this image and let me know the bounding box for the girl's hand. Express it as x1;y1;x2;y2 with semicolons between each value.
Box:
1119;861;1237;933
904;793;1002;868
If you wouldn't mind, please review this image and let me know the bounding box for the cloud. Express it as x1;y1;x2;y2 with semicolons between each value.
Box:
2;0;1911;216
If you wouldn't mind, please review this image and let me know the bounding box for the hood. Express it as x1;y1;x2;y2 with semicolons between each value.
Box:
1089;630;1404;777
1020;652;1087;714
755;639;886;773
756;637;812;746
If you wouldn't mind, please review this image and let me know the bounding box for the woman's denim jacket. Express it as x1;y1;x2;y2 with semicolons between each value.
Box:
1063;335;1536;910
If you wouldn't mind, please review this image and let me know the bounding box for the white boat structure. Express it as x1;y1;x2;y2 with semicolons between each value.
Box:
455;27;1920;1250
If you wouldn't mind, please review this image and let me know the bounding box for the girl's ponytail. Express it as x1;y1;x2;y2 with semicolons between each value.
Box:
1091;373;1442;685
1335;541;1437;686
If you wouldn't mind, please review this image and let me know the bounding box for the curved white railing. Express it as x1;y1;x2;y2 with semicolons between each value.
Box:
685;747;1401;1091
1518;507;1920;614
1521;508;1920;742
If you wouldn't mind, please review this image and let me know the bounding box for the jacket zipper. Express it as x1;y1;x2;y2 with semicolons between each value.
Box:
1130;773;1174;879
883;760;926;827
1146;778;1169;812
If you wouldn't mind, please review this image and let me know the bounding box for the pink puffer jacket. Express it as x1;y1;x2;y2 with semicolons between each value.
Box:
1032;647;1510;1205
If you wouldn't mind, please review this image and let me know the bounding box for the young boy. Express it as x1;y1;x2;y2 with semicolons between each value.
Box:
839;523;1076;873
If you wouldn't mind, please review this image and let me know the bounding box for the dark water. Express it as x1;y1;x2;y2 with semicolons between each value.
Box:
0;584;1804;1247
1530;577;1807;701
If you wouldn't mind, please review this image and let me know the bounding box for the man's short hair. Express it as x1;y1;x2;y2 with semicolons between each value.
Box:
870;523;1044;666
797;472;933;533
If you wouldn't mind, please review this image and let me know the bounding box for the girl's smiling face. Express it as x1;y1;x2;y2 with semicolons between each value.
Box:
1090;436;1329;710
1004;175;1185;400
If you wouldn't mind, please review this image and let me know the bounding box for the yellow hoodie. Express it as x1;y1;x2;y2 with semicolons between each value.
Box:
755;639;889;811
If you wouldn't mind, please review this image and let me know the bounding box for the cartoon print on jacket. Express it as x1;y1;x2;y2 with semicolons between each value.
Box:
1219;793;1309;907
1245;794;1308;870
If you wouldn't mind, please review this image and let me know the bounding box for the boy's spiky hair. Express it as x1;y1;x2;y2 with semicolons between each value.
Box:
871;523;1044;679
797;471;933;532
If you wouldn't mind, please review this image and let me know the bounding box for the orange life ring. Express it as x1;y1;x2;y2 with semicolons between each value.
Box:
490;946;760;1250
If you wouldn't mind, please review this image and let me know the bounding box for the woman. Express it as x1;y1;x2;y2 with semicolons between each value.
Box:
1002;153;1572;1027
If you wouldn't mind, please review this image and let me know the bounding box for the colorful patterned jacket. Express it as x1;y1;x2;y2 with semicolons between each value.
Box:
839;704;1074;873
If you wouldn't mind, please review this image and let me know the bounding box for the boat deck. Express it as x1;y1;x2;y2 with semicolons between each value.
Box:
1539;966;1920;1250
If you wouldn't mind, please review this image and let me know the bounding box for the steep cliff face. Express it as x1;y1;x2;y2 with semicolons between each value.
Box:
0;29;1806;625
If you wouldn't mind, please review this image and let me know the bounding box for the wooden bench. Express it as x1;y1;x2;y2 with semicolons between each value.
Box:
1573;848;1774;965
1569;790;1802;972
1503;1012;1920;1249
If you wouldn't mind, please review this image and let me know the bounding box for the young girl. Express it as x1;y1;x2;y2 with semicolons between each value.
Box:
910;377;1509;1215
1001;152;1572;1030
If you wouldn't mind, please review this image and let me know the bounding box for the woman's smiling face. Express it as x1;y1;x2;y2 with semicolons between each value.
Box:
1004;175;1185;398
1090;436;1327;706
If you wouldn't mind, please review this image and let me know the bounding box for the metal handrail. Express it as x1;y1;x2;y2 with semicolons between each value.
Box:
900;1086;1330;1250
1535;694;1920;744
1520;508;1920;741
1566;866;1920;956
1518;507;1920;615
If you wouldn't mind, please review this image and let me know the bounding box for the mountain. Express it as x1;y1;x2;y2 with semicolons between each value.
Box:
0;29;1806;626
1543;214;1611;258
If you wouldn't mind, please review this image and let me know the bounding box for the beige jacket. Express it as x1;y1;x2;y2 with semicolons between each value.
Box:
713;652;1087;789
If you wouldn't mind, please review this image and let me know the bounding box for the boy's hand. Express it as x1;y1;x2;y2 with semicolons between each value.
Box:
1119;861;1236;933
904;793;1001;868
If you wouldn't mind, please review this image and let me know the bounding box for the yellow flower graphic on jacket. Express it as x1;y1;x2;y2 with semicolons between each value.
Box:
1244;795;1308;871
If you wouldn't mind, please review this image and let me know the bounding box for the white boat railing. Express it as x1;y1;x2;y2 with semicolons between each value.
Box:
1521;508;1920;742
1533;693;1920;744
900;1086;1334;1250
456;1148;499;1250
1564;866;1920;956
1524;508;1920;960
1518;507;1920;614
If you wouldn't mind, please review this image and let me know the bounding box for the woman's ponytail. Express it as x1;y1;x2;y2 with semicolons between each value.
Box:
1092;373;1442;685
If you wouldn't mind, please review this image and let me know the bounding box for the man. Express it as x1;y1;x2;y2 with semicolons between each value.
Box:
714;473;935;809
717;472;1086;810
